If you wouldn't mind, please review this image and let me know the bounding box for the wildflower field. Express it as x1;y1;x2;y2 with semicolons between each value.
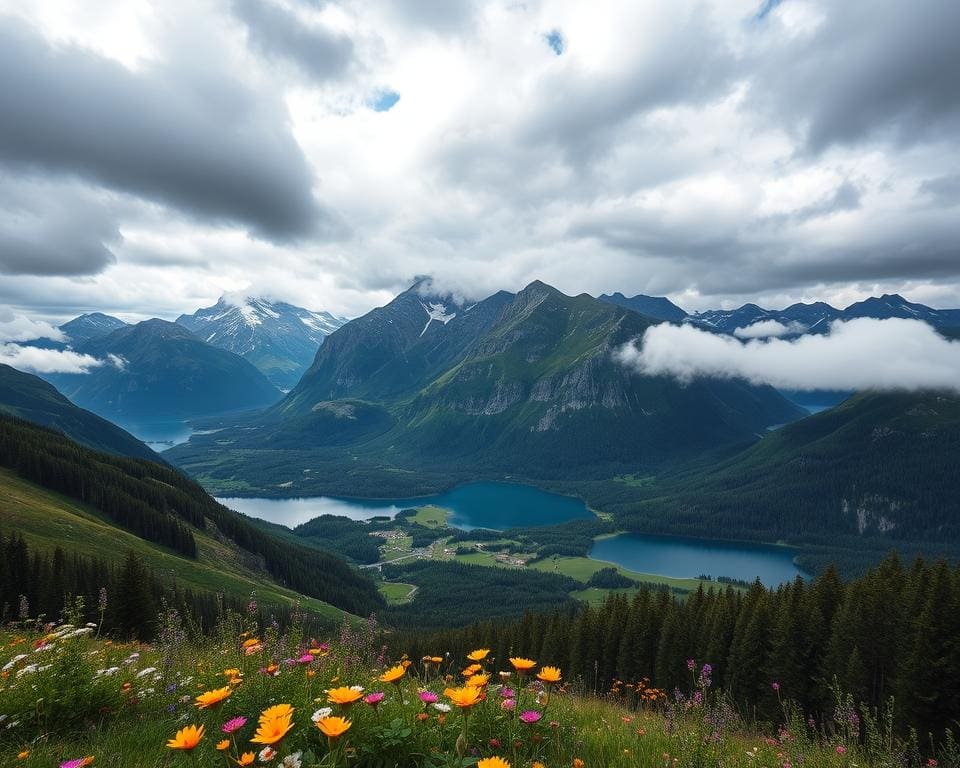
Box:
0;607;953;768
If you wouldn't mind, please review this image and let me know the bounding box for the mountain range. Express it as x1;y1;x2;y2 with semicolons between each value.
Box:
598;292;960;335
168;281;804;495
176;297;347;389
45;319;282;421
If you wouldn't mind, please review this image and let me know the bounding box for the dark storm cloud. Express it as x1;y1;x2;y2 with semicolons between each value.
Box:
0;16;325;241
232;0;354;80
754;0;960;152
918;174;960;208
0;176;119;276
762;180;862;227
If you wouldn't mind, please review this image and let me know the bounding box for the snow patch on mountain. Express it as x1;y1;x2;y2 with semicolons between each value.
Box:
419;301;456;337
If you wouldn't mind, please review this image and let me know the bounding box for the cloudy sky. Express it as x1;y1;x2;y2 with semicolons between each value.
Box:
1;0;959;324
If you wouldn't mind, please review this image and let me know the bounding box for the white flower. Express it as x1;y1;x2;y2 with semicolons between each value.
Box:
432;702;451;712
281;752;302;768
136;667;158;678
311;707;333;722
2;654;27;671
16;664;38;677
349;685;364;692
259;746;277;762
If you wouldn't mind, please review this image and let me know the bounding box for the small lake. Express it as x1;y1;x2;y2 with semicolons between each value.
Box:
590;532;804;586
217;481;594;531
115;419;195;451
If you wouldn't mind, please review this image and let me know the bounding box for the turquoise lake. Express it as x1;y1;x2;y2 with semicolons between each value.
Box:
590;532;804;586
217;481;594;531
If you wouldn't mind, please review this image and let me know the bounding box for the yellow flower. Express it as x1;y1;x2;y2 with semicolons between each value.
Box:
238;752;255;766
327;686;364;705
379;664;406;684
166;724;205;751
195;686;233;708
509;657;537;674
537;666;562;684
477;758;511;768
223;668;240;677
466;673;490;687
463;663;482;677
533;763;546;768
467;649;490;662
315;716;352;739
242;638;260;648
444;686;484;708
216;740;230;751
259;704;294;723
17;751;30;760
250;714;293;745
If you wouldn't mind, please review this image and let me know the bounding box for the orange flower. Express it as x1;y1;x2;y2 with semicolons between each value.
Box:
466;673;490;687
250;714;293;745
379;664;406;684
574;759;585;768
216;740;230;751
477;758;511;768
416;712;430;722
327;686;364;706
195;686;233;709
467;649;490;662
509;657;536;674
444;686;484;708
463;663;482;676
167;724;205;751
241;637;259;648
259;704;294;723
238;752;255;766
223;668;241;677
537;666;562;684
315;716;352;739
17;751;30;760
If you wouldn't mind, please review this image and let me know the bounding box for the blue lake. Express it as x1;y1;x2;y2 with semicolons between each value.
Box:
590;532;804;586
115;419;195;451
217;481;594;531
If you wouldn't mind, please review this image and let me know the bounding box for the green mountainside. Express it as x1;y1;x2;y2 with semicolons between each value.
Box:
169;282;803;495
0;364;159;461
595;391;960;558
0;416;383;618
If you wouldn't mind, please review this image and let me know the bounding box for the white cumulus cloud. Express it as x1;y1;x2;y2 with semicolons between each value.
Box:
0;344;104;374
616;318;960;392
733;319;807;338
0;310;66;343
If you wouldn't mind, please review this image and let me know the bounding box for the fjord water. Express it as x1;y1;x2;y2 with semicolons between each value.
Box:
114;418;194;450
590;532;804;586
217;481;594;530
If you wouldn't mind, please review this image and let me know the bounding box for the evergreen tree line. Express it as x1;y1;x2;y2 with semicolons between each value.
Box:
396;553;960;740
0;416;384;616
0;417;196;556
0;531;335;640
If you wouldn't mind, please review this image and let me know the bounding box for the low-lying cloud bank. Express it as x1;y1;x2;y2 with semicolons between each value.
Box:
0;344;104;374
616;318;960;392
733;319;807;339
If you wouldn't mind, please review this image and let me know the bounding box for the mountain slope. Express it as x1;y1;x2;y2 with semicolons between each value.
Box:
0;415;383;617
598;292;688;322
60;312;128;344
169;282;804;495
177;297;347;389
46;319;281;420
0;364;159;461
608;391;960;546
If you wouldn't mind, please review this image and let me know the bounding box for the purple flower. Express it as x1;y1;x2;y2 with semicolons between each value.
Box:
501;698;516;711
500;687;516;698
419;690;439;704
701;663;712;677
222;716;248;734
686;658;696;671
772;681;781;692
364;692;385;707
519;710;543;724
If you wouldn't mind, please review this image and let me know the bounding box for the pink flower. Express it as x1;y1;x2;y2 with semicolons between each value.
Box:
836;746;847;755
686;659;696;671
364;692;385;707
772;681;781;692
419;690;439;704
519;710;543;724
489;738;502;749
501;698;516;711
222;716;248;734
298;654;314;664
500;687;516;698
60;760;91;768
